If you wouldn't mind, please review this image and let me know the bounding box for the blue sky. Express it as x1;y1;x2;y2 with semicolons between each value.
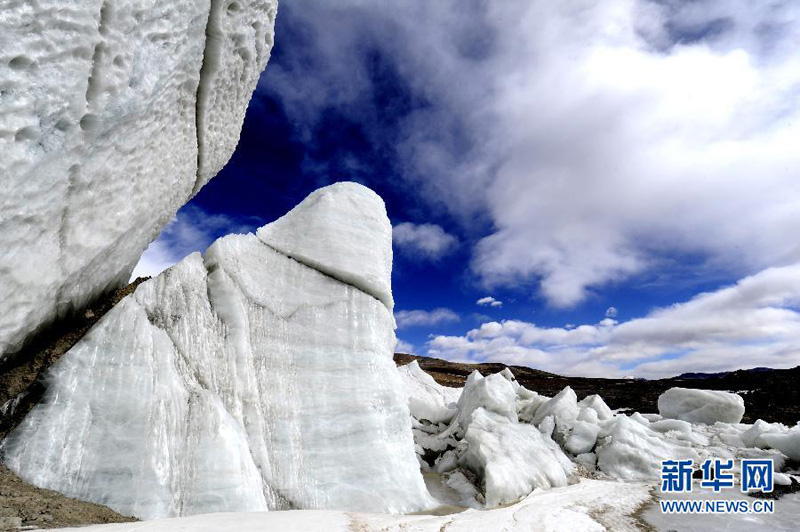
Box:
134;0;800;379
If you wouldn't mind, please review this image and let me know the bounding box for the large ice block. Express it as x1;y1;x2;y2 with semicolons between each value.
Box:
1;183;432;519
658;387;745;425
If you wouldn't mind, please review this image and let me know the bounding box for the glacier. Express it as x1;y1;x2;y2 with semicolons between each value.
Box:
32;354;800;531
0;0;278;364
399;359;799;515
0;183;433;519
20;352;800;531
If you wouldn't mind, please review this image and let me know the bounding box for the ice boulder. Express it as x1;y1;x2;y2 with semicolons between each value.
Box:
456;371;518;429
742;420;786;449
0;183;433;519
398;360;460;425
658;388;745;425
531;386;579;426
0;0;278;364
596;416;699;480
517;393;551;423
460;408;574;507
578;394;614;421
565;420;602;455
498;367;521;390
762;429;800;461
530;386;580;445
576;406;599;425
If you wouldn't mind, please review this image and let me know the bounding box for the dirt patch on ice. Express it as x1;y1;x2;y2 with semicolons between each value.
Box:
627;487;657;532
0;463;135;530
412;473;468;516
750;476;800;500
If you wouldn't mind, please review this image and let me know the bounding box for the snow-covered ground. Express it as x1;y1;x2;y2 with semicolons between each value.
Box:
645;489;800;531
40;478;800;531
44;478;652;531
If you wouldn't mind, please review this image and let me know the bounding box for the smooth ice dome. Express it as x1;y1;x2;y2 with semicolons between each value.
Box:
1;183;433;519
0;0;278;364
257;182;394;310
658;387;745;425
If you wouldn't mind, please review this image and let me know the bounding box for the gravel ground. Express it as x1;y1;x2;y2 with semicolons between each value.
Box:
0;464;135;530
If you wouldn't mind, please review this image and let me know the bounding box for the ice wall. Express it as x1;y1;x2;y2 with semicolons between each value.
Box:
1;183;433;519
0;0;278;363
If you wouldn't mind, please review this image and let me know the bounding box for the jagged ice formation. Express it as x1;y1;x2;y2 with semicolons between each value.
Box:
399;360;800;509
1;183;433;519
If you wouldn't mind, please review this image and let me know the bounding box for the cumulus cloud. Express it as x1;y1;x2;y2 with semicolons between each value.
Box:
477;296;503;308
267;1;800;307
393;222;458;261
395;308;460;329
428;264;800;378
131;207;258;280
395;339;416;354
605;307;618;318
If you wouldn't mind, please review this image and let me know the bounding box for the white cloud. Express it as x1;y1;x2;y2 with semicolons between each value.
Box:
428;264;800;378
468;1;800;307
270;1;800;307
130;240;179;280
477;296;503;308
393;222;458;261
395;308;460;329
395;339;416;354
131;207;257;280
605;307;618;318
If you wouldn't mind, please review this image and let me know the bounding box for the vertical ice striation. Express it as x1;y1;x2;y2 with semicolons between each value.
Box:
0;0;278;364
1;183;433;519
